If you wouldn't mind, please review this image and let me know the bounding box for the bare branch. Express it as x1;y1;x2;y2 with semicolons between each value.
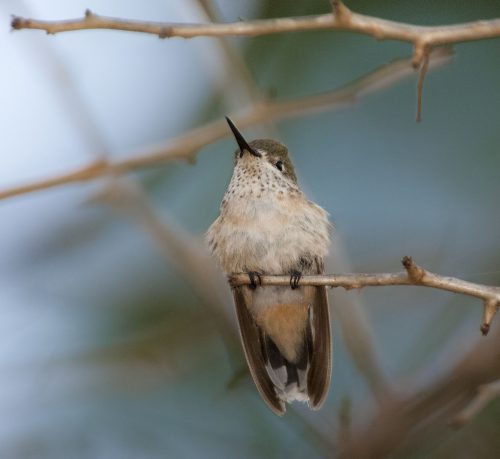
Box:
0;48;452;202
0;159;110;200
11;4;500;57
230;256;500;335
450;379;500;428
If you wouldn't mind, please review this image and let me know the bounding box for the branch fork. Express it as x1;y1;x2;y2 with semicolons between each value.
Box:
331;0;352;25
7;4;500;335
10;5;500;121
401;255;425;282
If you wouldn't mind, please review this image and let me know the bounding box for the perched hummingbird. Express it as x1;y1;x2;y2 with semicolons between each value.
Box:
207;117;332;415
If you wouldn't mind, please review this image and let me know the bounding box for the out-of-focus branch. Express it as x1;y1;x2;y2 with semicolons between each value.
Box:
326;239;394;403
0;159;110;199
339;328;500;458
11;3;500;69
193;0;277;138
0;48;452;202
416;52;430;122
230;256;500;336
92;178;241;366
195;0;262;103
338;397;353;450
450;379;500;428
6;0;110;158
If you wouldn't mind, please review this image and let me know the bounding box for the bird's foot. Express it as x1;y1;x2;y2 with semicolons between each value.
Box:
290;270;302;289
247;271;263;290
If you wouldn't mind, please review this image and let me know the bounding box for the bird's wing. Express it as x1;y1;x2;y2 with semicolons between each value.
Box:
233;286;285;415
306;258;332;409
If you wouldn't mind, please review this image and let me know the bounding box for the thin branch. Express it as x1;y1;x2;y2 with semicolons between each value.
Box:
338;396;353;451
10;5;500;65
230;256;500;335
195;0;262;103
416;50;430;122
450;379;500;428
0;159;110;200
0;48;452;202
327;239;394;402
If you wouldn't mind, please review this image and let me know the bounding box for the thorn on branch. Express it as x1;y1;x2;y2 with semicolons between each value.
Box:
412;40;427;69
481;298;498;336
159;26;174;39
331;0;351;23
228;258;500;336
402;255;425;282
11;16;26;30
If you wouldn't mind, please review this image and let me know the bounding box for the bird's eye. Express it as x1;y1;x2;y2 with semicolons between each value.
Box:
275;160;284;171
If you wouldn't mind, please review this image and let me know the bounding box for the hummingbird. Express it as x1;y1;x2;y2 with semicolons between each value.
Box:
206;117;332;415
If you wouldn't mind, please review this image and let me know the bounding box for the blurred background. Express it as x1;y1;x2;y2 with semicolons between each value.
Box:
1;0;500;458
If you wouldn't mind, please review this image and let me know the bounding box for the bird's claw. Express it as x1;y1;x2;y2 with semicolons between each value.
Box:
290;270;302;289
248;271;263;290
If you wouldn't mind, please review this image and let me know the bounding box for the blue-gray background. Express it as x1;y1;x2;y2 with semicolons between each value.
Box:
1;0;499;457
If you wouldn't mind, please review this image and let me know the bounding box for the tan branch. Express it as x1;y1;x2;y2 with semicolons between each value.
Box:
11;5;500;58
230;256;500;335
0;48;452;202
0;159;110;200
481;298;499;336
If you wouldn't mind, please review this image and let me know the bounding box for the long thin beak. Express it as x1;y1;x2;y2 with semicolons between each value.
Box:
225;116;261;157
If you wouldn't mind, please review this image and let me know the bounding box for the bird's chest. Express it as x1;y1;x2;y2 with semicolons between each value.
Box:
216;193;317;273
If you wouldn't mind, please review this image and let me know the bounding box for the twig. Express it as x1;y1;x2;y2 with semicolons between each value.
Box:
0;159;110;200
416;50;430;122
230;256;500;335
0;48;452;202
11;4;500;64
450;379;500;428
